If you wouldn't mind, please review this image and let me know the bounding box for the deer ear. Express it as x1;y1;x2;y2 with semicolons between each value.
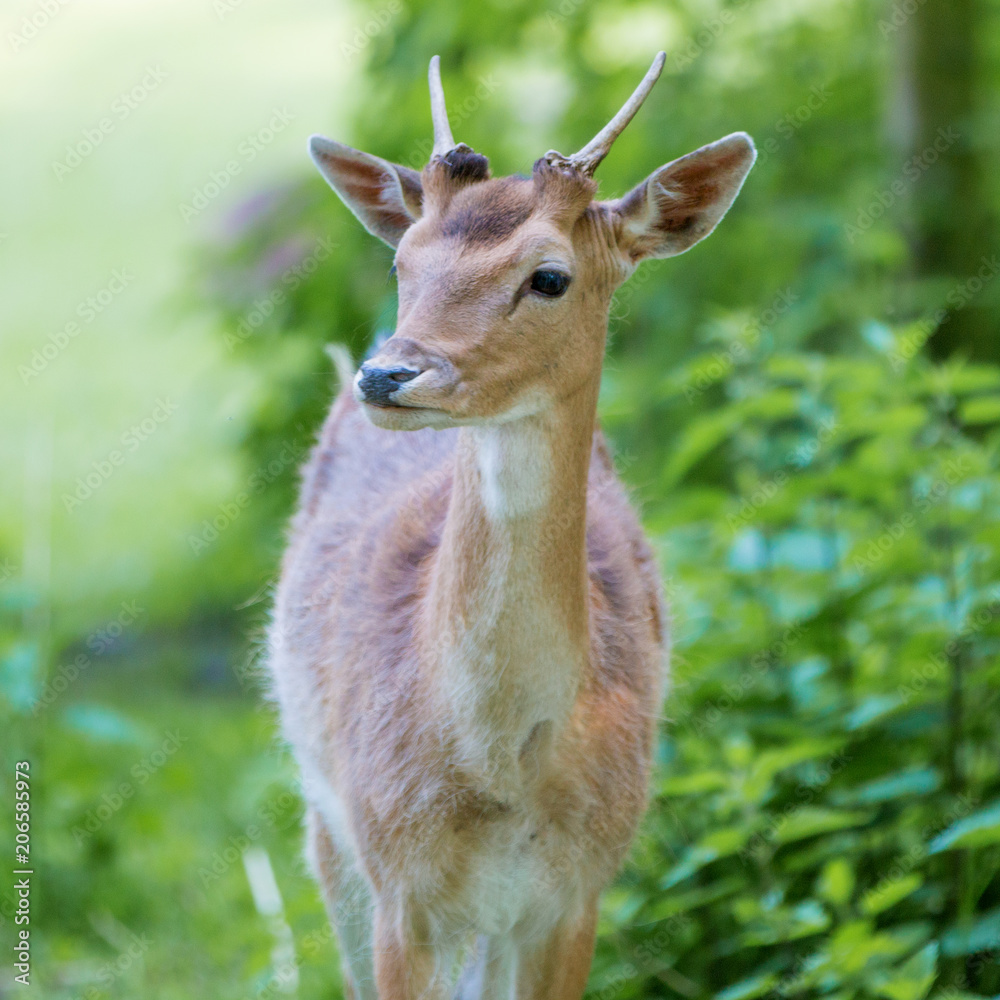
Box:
607;132;755;263
309;135;423;248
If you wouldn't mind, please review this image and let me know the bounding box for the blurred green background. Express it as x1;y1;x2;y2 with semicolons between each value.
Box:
2;0;999;997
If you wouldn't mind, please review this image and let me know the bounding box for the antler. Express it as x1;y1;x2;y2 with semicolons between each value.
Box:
543;51;666;177
429;55;457;158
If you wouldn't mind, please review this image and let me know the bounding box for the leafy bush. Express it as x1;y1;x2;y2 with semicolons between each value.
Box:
595;351;1000;999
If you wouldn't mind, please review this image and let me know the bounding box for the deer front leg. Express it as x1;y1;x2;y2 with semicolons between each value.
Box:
373;903;452;1000
306;809;377;1000
515;897;599;1000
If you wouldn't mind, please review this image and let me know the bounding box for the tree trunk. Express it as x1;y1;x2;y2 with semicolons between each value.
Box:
909;0;995;360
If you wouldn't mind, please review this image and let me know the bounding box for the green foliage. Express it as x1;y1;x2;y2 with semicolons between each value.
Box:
1;672;339;999
596;352;1000;999
6;0;1000;996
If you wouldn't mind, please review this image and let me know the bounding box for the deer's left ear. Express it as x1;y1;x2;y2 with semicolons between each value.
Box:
309;135;423;248
606;132;756;264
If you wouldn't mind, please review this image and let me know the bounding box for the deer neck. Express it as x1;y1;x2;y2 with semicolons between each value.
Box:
422;377;599;797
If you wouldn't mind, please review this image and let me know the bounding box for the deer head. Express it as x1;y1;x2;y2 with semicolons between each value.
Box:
309;53;755;431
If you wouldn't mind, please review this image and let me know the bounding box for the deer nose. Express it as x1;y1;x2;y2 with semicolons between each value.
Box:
357;363;423;405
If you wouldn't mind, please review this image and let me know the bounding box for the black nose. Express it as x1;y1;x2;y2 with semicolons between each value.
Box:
357;364;422;405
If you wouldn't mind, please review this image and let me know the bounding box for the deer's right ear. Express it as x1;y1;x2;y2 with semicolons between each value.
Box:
309;135;423;248
606;132;756;265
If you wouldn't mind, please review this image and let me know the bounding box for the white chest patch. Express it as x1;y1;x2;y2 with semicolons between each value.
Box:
474;422;552;520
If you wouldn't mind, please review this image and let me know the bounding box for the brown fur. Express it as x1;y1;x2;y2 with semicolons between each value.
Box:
280;391;663;996
286;120;755;997
440;178;534;244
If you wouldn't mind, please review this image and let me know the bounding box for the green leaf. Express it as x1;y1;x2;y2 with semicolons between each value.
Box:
846;694;904;730
740;900;830;946
60;703;146;745
871;404;928;434
714;972;779;1000
660;407;742;488
873;943;938;1000
836;768;941;806
773;808;872;846
820;919;911;977
860;874;923;916
600;887;648;928
818;858;855;907
939;364;1000;394
959;395;1000;425
638;878;745;922
660;827;751;888
940;906;1000;956
742;739;843;803
659;770;729;796
0;641;43;712
929;799;1000;853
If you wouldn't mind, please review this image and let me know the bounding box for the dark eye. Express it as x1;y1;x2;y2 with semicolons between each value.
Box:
529;269;570;297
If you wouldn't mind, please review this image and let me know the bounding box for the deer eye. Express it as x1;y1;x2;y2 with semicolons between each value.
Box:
529;269;570;297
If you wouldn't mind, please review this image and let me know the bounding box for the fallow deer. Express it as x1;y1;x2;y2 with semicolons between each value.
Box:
270;52;755;999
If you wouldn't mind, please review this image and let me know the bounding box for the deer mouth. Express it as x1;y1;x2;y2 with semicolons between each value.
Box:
356;385;451;414
363;398;445;416
360;397;456;431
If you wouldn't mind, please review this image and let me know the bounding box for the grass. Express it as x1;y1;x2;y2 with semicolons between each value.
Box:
21;649;346;999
